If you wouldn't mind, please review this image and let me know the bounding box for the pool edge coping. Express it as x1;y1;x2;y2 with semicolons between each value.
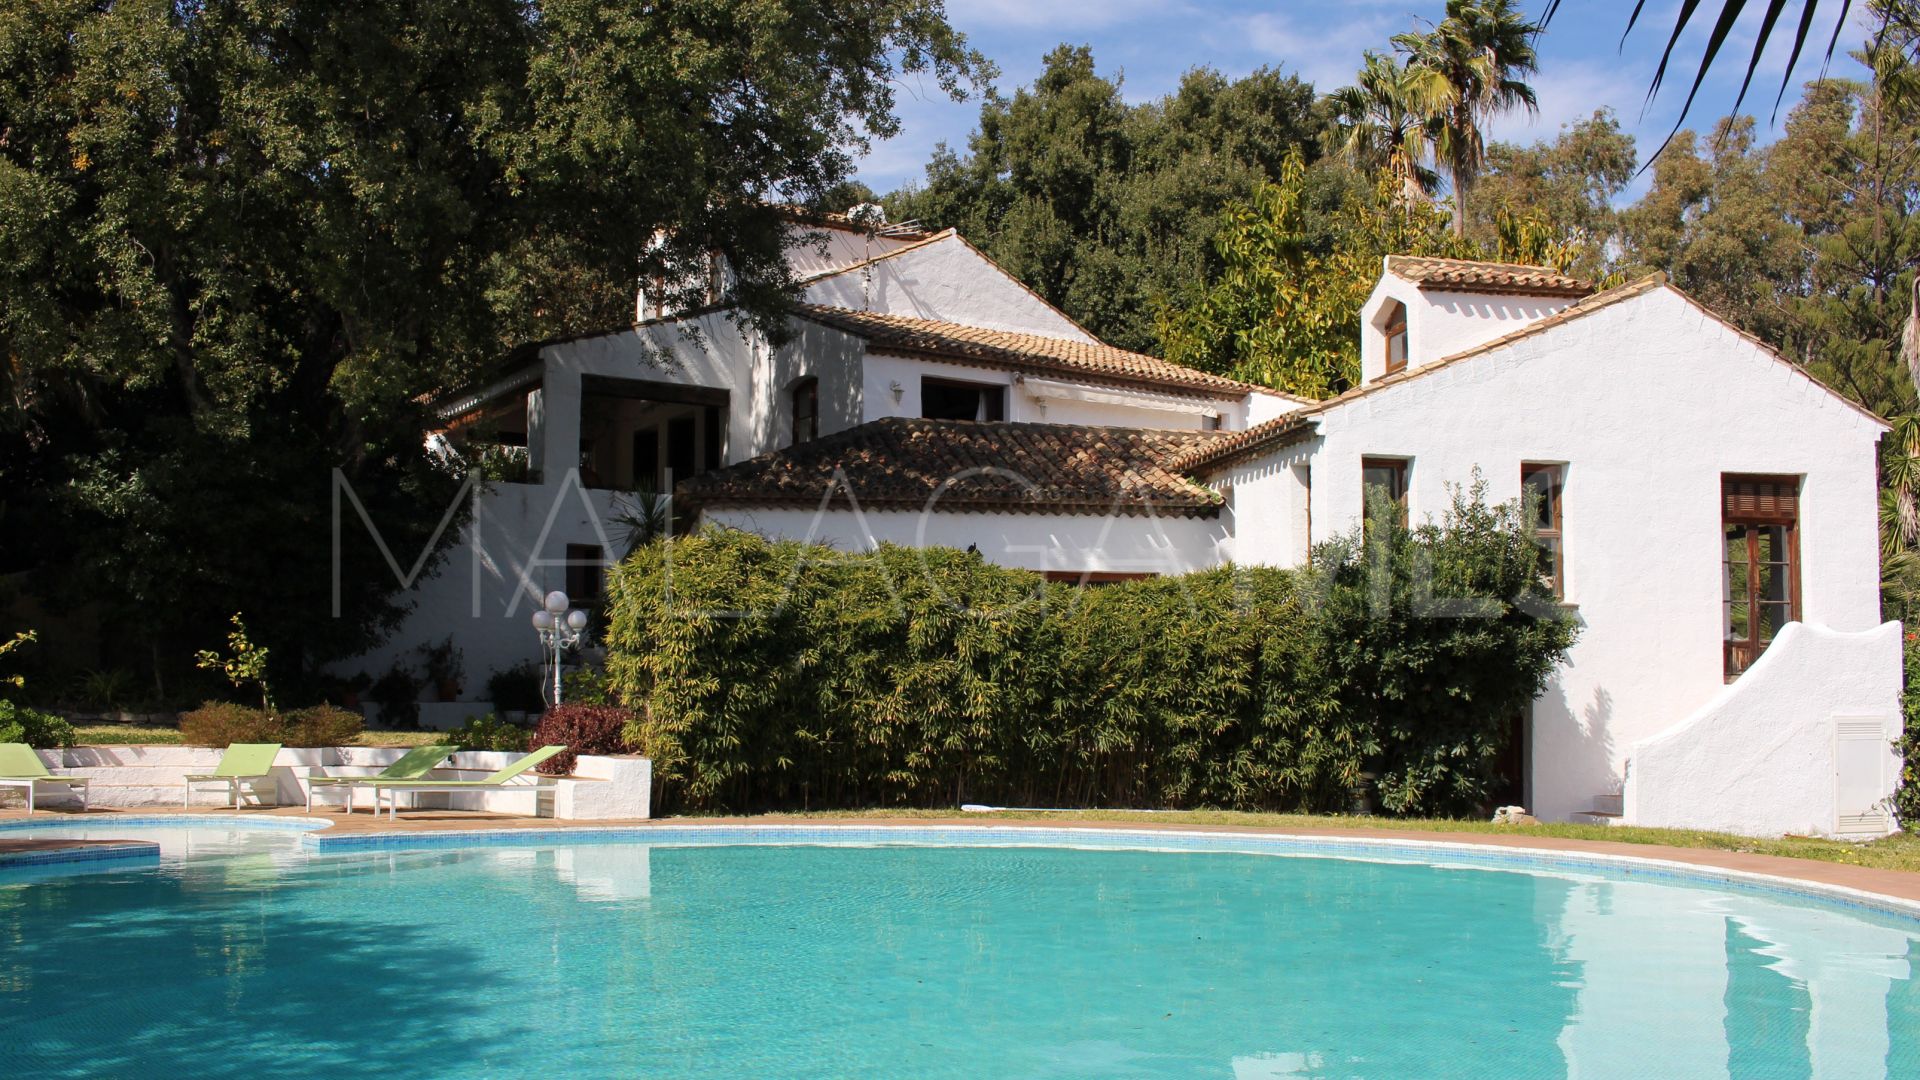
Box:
6;814;1918;921
307;820;1920;923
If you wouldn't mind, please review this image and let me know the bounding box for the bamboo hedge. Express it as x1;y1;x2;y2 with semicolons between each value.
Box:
605;483;1577;818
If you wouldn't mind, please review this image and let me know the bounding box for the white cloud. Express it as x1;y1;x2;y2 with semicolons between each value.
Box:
941;0;1172;32
1227;9;1408;92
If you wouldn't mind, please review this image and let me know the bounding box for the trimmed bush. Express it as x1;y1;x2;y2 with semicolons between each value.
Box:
283;704;365;747
445;713;532;752
605;480;1575;818
533;704;635;775
0;699;76;749
1892;631;1920;826
179;701;282;745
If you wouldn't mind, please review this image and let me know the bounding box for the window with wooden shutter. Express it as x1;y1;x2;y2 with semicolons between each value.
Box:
1722;475;1801;680
1382;300;1409;376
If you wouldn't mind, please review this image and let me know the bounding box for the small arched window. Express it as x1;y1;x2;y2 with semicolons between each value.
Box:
791;377;819;445
1382;300;1409;376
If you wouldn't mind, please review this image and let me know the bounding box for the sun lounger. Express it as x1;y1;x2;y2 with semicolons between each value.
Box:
0;742;89;816
305;744;457;813
183;743;283;808
366;745;566;819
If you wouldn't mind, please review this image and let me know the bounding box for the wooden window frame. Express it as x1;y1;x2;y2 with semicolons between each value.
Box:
1382;300;1409;377
1522;463;1566;600
791;377;819;445
1722;474;1802;681
1360;457;1410;528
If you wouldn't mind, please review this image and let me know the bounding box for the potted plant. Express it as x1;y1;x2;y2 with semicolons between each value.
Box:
418;637;465;702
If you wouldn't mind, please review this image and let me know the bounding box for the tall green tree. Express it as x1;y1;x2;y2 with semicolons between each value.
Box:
885;46;1322;351
0;0;986;695
1156;155;1476;397
1618;118;1805;345
1326;52;1441;204
1469;109;1637;281
1394;0;1542;236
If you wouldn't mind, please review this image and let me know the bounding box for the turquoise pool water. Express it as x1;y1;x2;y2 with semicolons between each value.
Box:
3;825;1919;1078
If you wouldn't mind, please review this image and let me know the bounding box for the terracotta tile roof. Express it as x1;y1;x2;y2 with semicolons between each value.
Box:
1385;255;1593;298
678;418;1229;517
1165;412;1319;475
794;305;1267;399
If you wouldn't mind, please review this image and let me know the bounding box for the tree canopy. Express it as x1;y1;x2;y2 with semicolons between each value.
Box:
884;45;1322;352
0;0;986;696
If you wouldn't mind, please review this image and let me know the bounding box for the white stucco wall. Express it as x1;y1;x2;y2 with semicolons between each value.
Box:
1211;442;1314;569
802;234;1093;341
1246;388;1310;427
338;476;626;702
1625;621;1902;838
702;506;1230;576
783;225;924;279
1358;272;1575;382
1251;286;1887;821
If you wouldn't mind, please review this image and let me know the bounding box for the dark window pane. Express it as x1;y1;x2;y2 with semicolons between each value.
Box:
666;416;696;482
631;427;659;491
923;379;1005;422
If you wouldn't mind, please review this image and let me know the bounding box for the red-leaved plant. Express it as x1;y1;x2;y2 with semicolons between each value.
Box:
532;704;635;775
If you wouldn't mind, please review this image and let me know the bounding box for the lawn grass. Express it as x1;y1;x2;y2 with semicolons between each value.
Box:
70;722;448;748
717;807;1920;874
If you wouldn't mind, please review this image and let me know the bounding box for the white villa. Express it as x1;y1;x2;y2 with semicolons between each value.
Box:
356;210;1902;838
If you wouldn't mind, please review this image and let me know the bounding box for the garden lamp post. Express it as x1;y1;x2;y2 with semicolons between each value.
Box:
531;590;589;707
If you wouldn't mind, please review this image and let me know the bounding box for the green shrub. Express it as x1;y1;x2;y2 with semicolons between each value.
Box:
604;491;1575;819
1892;631;1920;825
283;704;365;747
368;665;421;728
1310;481;1579;817
0;699;76;749
445;713;531;752
561;666;616;706
178;701;282;745
487;662;546;714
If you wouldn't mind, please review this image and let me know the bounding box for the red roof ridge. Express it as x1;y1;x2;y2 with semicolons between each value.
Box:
1384;254;1593;297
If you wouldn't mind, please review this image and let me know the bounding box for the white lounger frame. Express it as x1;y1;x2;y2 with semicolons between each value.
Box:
0;776;89;816
371;778;556;820
183;774;274;809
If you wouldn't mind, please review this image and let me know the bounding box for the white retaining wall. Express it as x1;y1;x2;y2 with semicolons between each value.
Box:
1624;621;1904;838
16;746;652;821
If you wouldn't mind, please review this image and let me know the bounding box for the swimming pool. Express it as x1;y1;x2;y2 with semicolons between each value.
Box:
2;821;1917;1078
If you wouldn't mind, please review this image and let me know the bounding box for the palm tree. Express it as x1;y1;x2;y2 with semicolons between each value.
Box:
1326;52;1443;205
1394;0;1541;236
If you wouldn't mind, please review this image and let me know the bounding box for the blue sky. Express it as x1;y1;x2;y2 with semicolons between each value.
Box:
856;1;1880;199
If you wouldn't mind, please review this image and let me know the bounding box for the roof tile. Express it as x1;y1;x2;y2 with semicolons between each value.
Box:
795;305;1276;399
679;418;1228;517
1385;255;1593;297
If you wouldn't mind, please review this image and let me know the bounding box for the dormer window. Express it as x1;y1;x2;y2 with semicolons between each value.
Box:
1383;300;1409;376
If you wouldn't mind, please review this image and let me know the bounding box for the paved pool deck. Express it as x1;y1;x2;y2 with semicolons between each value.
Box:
6;802;1920;906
